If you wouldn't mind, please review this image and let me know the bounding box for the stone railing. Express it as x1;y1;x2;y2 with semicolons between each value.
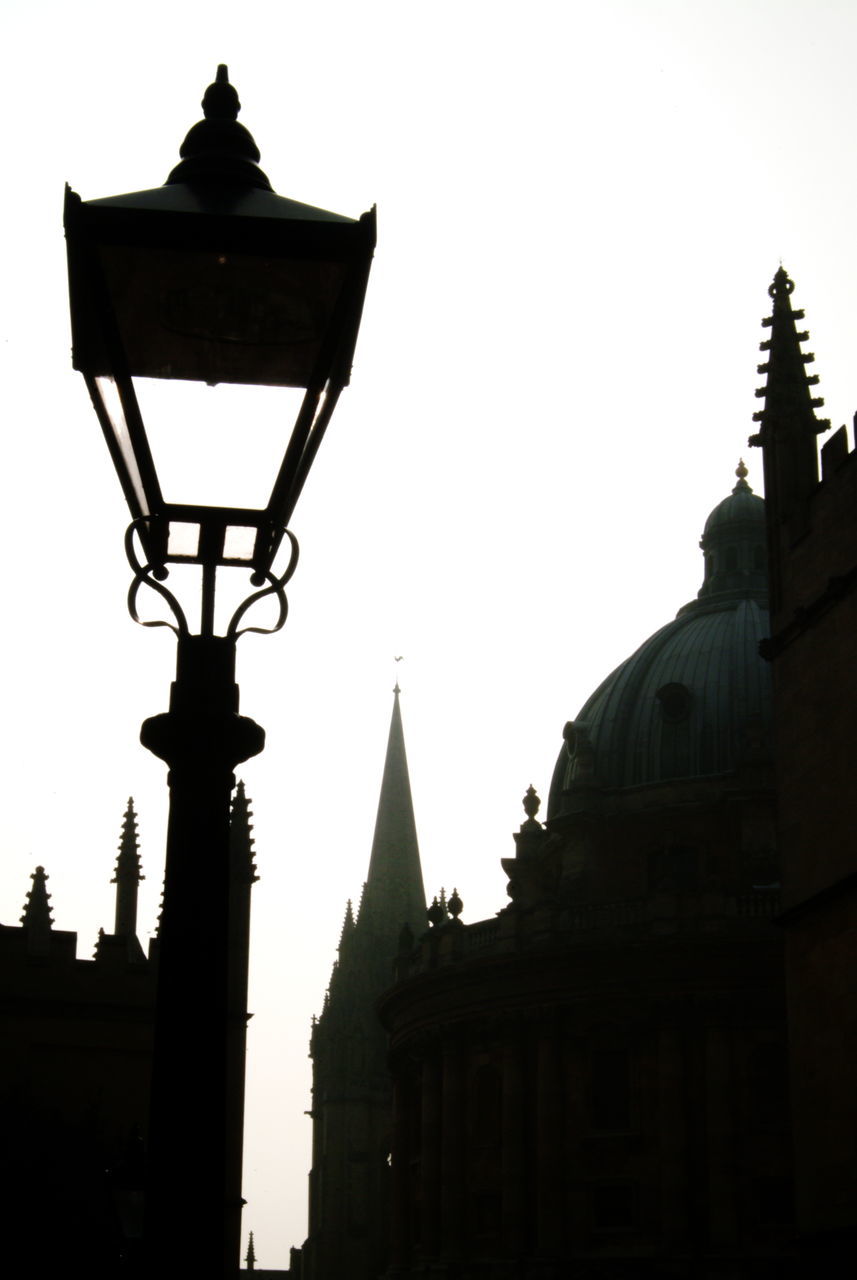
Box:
393;889;782;980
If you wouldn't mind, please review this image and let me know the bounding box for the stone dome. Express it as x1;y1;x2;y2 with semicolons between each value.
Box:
548;466;771;815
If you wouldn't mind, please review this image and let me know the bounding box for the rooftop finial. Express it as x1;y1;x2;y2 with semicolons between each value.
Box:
522;785;541;822
769;265;795;300
733;459;751;494
427;895;444;927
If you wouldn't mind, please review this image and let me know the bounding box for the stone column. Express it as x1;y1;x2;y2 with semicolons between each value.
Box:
441;1033;466;1259
388;1063;410;1270
420;1046;442;1258
658;1023;688;1250
502;1021;527;1255
705;1025;738;1247
536;1015;564;1255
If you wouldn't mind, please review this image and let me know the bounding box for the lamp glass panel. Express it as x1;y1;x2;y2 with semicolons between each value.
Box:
167;522;201;559
135;378;303;511
223;526;257;562
93;375;150;516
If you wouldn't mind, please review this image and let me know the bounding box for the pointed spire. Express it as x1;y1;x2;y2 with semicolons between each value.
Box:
21;866;53;949
749;267;830;531
230;781;259;884
357;685;426;936
112;798;144;937
245;1230;256;1270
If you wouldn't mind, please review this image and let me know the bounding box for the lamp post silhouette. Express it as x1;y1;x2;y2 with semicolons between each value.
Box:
64;67;375;1276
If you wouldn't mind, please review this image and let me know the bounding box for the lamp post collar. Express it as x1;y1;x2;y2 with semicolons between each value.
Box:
167;65;272;191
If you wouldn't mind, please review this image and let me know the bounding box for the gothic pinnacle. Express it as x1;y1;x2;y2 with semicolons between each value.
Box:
113;799;143;939
230;781;259;884
749;267;831;533
21;865;53;932
113;798;143;886
750;267;830;447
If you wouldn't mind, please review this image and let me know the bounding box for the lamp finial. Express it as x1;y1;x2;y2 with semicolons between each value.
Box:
167;66;271;190
201;65;240;122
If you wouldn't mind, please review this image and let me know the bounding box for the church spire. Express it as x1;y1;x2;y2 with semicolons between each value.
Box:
307;684;427;1275
357;685;426;936
112;798;144;937
749;267;830;539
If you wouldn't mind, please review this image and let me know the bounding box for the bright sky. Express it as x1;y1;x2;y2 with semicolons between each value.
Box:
1;0;856;1265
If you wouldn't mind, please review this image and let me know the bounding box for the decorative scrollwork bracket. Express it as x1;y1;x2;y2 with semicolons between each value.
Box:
124;520;300;642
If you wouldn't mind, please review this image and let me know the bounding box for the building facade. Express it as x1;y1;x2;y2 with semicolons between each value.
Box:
0;787;258;1276
377;465;794;1278
280;271;857;1276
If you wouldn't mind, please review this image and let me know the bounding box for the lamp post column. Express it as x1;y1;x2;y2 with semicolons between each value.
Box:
64;64;376;1277
140;635;264;1278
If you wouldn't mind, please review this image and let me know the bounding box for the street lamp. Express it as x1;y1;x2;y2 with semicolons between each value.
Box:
64;67;375;1277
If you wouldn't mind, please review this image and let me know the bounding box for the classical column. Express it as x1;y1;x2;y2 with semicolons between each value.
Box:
704;1025;738;1248
388;1062;411;1271
420;1046;442;1257
502;1022;527;1255
441;1033;466;1259
536;1014;564;1255
658;1023;689;1248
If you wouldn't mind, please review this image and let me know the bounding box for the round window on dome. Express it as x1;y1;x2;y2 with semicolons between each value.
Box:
656;682;692;723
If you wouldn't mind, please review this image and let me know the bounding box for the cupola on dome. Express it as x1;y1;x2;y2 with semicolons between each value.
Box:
697;460;767;603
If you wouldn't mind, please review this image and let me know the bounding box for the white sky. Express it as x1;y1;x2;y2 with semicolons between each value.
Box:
1;0;856;1265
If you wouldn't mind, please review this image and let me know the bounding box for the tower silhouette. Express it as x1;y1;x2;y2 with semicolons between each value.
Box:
302;685;426;1279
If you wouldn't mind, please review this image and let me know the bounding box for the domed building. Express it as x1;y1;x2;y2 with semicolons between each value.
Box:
550;462;770;808
377;467;794;1279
